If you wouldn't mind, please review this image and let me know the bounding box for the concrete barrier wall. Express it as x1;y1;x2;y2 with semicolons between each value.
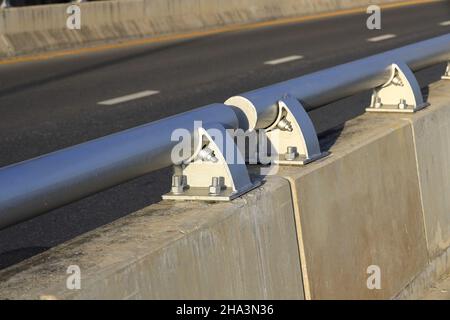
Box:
1;80;450;300
280;116;429;299
279;79;450;299
403;83;450;259
0;0;406;57
393;81;450;299
0;176;305;299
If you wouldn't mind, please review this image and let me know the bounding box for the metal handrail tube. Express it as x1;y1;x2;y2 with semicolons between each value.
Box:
227;34;450;129
0;104;239;230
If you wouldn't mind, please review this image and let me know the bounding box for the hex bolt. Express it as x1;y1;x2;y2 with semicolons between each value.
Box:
285;146;298;161
374;97;383;109
398;99;408;110
277;117;293;132
391;76;404;86
171;175;187;195
197;147;218;163
209;177;224;196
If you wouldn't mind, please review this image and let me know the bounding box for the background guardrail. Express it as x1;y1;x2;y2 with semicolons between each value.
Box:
0;34;449;230
1;0;90;8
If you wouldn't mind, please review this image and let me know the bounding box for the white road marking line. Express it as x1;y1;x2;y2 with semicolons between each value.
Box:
367;34;397;42
98;90;160;105
440;21;450;26
264;55;304;65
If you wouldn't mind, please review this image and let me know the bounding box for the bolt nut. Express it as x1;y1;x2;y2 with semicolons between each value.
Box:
391;76;404;86
209;177;224;195
374;97;383;109
285;146;298;161
398;99;407;110
198;147;218;163
277;118;293;132
171;175;187;195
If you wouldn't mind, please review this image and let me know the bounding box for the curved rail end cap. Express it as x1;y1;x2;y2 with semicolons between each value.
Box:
225;96;258;131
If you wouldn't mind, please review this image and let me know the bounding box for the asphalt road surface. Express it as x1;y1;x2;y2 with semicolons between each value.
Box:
0;1;449;269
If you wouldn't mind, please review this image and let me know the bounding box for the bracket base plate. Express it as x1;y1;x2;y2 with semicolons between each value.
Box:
274;151;329;166
162;181;262;202
443;75;450;80
366;102;429;114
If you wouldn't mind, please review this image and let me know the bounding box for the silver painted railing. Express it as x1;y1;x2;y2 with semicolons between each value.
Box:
0;33;449;230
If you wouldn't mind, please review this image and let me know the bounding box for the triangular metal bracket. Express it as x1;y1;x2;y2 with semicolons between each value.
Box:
443;62;450;80
162;123;260;201
264;95;329;165
366;62;429;113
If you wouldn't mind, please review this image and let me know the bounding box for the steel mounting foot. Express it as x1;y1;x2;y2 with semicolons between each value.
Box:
264;95;328;166
162;123;260;201
366;62;429;113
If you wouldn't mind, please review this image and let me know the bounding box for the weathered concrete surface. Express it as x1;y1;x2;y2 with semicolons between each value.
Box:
279;114;429;299
421;269;450;299
0;176;304;299
278;79;450;300
0;0;407;57
395;244;450;299
392;80;450;300
401;81;450;259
